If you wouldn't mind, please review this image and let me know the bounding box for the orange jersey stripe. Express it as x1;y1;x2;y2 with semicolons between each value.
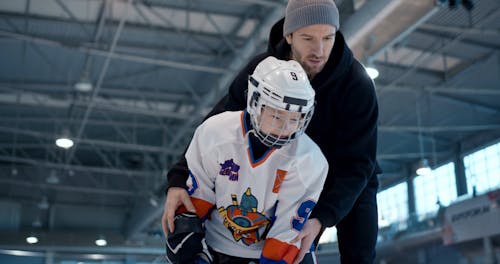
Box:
191;197;214;218
175;197;214;219
273;169;287;193
240;111;246;137
262;238;299;264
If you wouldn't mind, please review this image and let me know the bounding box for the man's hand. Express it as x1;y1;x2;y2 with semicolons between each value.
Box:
161;187;196;237
291;218;322;264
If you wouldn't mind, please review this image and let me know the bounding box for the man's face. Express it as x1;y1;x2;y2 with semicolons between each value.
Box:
258;106;302;138
285;24;336;80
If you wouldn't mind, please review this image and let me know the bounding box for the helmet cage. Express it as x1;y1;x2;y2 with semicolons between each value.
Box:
247;75;315;148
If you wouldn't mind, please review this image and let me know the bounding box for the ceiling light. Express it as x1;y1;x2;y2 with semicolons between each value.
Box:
414;96;431;176
74;78;93;92
55;137;74;149
32;218;42;228
46;170;60;184
365;66;379;80
26;235;38;244
149;196;159;207
95;235;107;247
416;158;431;176
38;196;50;210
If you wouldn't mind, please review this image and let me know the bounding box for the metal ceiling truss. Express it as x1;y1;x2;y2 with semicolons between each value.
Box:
1;0;500;260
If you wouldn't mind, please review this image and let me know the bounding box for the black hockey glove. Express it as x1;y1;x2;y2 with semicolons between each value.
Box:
165;212;213;264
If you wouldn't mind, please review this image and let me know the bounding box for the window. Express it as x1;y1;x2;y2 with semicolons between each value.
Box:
464;141;500;195
319;226;337;244
377;182;408;228
413;162;457;219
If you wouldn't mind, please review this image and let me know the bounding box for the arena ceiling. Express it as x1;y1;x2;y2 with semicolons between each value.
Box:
0;0;499;262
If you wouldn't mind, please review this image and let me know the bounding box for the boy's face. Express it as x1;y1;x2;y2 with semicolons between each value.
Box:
285;24;336;80
258;106;302;138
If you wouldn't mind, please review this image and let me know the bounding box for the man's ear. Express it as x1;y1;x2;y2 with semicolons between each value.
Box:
285;34;292;44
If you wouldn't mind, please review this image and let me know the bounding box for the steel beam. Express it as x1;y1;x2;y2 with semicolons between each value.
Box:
379;124;500;133
0;29;226;74
378;152;448;160
0;155;158;178
0;126;181;155
381;8;500;89
0;179;136;196
0;89;191;119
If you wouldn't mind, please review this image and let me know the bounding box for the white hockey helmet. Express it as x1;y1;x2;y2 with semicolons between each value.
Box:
247;56;315;147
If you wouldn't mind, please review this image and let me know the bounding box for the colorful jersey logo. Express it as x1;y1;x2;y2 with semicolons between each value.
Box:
219;159;240;181
218;188;271;246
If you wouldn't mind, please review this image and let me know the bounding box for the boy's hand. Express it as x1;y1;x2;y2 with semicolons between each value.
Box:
162;187;196;236
291;218;322;264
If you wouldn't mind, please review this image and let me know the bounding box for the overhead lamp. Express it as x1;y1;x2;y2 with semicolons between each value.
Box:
26;235;38;244
55;137;74;149
149;196;159;207
74;72;93;92
56;128;74;149
95;235;107;246
38;196;50;210
416;158;431;176
414;95;431;176
74;80;93;92
365;66;379;80
46;170;60;184
32;218;42;228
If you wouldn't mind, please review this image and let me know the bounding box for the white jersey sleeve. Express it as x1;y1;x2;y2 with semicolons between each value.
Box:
183;120;219;218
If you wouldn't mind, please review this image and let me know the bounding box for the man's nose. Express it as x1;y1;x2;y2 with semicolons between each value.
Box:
310;39;323;56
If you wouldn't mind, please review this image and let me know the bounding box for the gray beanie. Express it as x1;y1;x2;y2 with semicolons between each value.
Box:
283;0;340;37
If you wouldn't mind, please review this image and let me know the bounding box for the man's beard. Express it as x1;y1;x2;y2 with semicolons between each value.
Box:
290;46;324;80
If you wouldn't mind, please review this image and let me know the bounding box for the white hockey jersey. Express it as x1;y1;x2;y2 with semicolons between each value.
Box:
184;110;328;263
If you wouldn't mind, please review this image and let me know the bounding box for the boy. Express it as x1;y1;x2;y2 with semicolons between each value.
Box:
166;57;328;264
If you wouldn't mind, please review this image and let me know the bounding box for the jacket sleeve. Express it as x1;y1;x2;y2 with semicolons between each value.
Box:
165;94;229;189
260;154;328;264
180;122;217;219
166;55;267;190
309;62;379;228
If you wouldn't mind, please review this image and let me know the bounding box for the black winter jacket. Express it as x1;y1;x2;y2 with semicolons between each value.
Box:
168;18;380;228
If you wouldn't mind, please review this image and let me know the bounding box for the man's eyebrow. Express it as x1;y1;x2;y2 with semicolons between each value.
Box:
297;32;336;37
297;32;312;37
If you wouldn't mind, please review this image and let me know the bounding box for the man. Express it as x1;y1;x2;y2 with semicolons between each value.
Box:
163;0;380;263
166;57;328;264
